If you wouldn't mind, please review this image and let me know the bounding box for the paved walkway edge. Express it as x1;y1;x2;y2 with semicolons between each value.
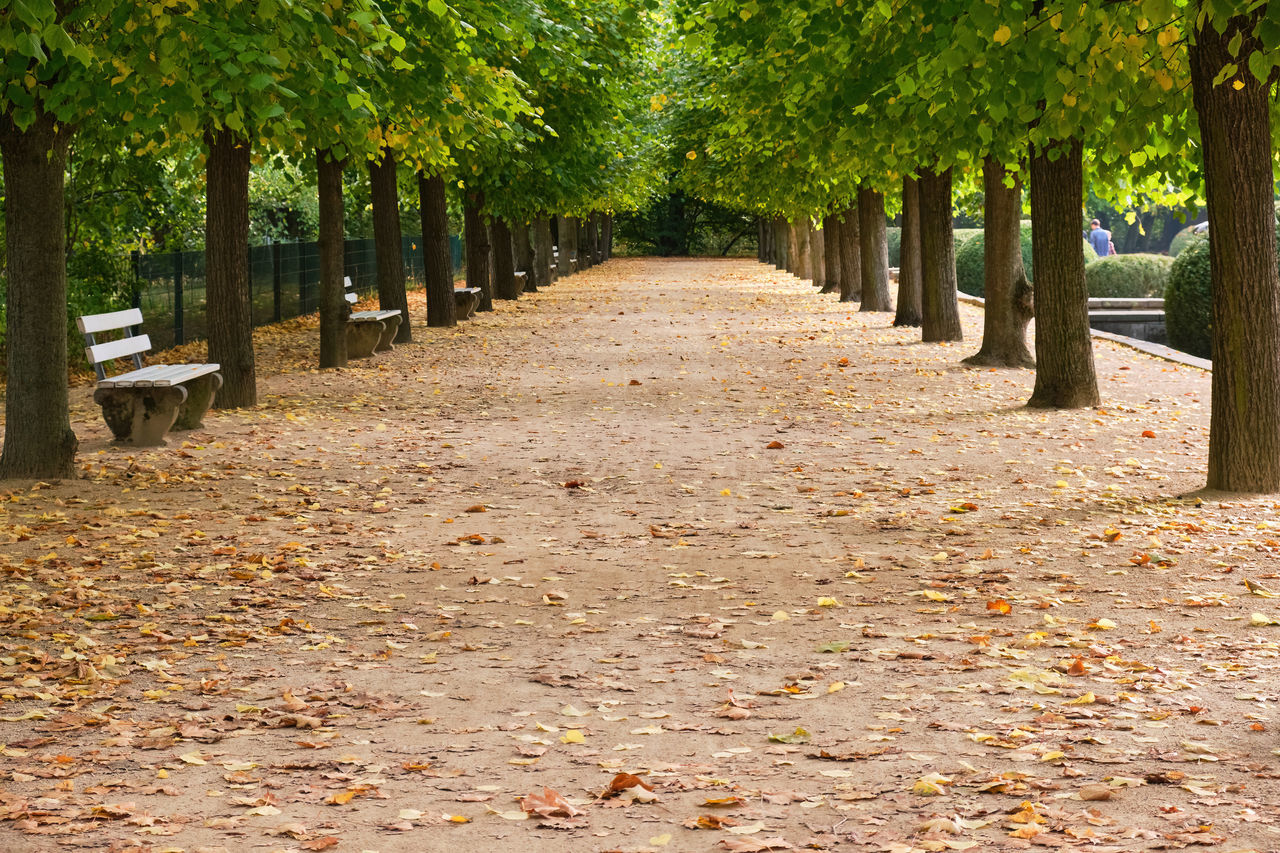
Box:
957;292;1212;371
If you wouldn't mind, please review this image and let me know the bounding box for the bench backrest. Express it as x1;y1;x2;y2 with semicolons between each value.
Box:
344;275;358;305
77;308;150;381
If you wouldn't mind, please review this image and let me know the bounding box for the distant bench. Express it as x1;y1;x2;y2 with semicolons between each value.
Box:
344;277;402;358
78;308;222;446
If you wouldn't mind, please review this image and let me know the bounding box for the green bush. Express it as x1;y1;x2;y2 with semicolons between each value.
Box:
1169;224;1201;257
887;226;983;267
953;226;1099;298
1165;236;1211;358
954;225;1034;298
1085;253;1174;298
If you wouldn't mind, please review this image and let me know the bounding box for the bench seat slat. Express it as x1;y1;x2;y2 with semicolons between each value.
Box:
350;309;401;321
77;308;144;335
85;333;152;366
100;363;220;388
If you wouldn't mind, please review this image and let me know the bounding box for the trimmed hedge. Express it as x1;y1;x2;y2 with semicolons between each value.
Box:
1169;224;1202;257
1085;253;1174;298
954;227;1099;298
955;226;1033;298
1165;236;1211;358
886;227;982;267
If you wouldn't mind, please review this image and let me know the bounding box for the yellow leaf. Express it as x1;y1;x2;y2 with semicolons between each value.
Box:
816;596;841;607
828;681;846;694
993;24;1012;44
561;729;585;744
650;833;672;846
772;610;790;621
443;813;470;823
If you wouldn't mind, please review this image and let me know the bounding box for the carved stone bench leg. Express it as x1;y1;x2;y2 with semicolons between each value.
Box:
174;373;223;431
94;386;187;446
454;291;479;319
374;315;402;352
346;319;385;358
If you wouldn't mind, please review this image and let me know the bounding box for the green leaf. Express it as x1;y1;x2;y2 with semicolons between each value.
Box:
768;727;811;744
427;0;448;17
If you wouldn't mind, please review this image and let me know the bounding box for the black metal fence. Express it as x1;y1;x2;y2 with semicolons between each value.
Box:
132;235;464;350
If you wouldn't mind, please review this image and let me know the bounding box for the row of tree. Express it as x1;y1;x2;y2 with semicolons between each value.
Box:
0;0;664;479
671;1;1280;494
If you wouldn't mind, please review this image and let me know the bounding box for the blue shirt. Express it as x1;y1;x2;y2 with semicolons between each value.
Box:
1088;228;1111;257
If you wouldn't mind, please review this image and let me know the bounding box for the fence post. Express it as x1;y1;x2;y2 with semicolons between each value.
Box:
173;252;185;345
130;250;142;310
272;242;282;323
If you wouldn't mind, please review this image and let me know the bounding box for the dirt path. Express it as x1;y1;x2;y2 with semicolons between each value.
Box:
3;258;1280;853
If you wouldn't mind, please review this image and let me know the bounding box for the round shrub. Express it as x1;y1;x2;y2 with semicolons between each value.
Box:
954;226;1034;298
1084;253;1174;298
887;227;984;268
1165;237;1211;359
1169;224;1202;257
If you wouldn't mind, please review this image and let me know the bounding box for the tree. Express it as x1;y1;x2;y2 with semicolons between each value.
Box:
1190;5;1280;492
0;2;112;479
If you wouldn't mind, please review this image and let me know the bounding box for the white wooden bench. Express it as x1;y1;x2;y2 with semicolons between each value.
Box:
344;276;402;357
78;308;222;446
514;271;528;295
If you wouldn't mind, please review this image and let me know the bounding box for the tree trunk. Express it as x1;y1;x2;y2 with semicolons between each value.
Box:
419;171;455;327
820;214;841;294
205;128;255;408
603;214;613;260
464;193;493;311
492;218;518;300
1027;138;1099;408
811;223;827;289
369;149;410;343
858;185;892;311
918;167;962;340
317;150;347;369
0;109;78;479
773;217;789;269
582;214;598;267
788;221;811;280
758;219;768;262
556;215;573;276
533;216;554;288
566;216;581;273
964;157;1032;365
515;221;536;292
837;202;860;303
1191;7;1280;492
894;176;923;326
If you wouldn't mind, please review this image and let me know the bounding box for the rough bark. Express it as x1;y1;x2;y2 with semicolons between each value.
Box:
820;215;841;294
492;218;518;300
894;176;923;327
368;150;410;343
758;219;768;262
788;221;811;280
1027;138;1099;408
515;222;536;292
464;193;493;312
533;216;554;288
857;185;892;312
837;203;860;303
560;215;578;274
964;158;1033;366
602;215;613;260
810;224;826;289
1191;7;1280;492
918;167;962;340
419;172;456;327
0;109;78;479
205;128;256;408
772;217;789;269
316;150;347;369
